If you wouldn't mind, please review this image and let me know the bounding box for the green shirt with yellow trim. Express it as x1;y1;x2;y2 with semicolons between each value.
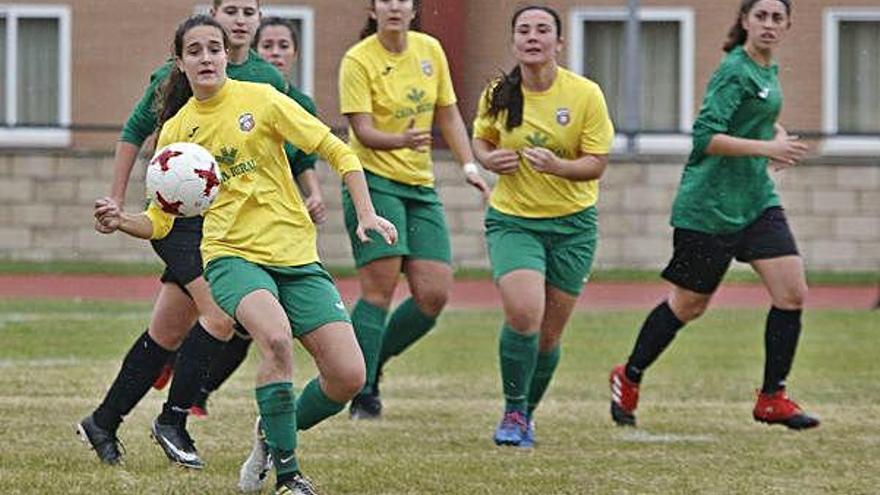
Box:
339;31;456;187
473;67;614;218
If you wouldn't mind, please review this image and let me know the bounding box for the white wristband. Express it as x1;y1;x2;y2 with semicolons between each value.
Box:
463;162;480;175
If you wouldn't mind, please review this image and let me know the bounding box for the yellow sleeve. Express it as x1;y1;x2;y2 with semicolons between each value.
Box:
434;40;457;107
144;202;176;240
339;55;372;115
580;84;615;154
472;85;500;144
268;88;331;155
314;133;363;177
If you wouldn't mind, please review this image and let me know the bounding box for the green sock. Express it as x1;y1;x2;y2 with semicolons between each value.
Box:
378;297;436;372
498;324;539;413
351;299;387;391
296;378;345;431
255;382;298;476
527;346;561;417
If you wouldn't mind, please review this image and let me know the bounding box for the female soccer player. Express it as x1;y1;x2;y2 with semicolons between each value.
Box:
184;14;330;419
78;0;297;470
472;5;614;448
339;0;489;419
95;15;396;495
608;0;819;431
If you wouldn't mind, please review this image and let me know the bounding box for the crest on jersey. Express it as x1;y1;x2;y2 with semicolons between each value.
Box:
556;108;571;126
421;60;433;76
238;113;255;132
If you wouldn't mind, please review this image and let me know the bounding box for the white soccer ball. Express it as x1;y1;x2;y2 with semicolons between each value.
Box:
145;142;220;217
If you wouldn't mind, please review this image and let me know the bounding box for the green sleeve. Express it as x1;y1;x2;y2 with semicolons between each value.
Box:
120;62;173;146
285;86;320;177
691;66;745;159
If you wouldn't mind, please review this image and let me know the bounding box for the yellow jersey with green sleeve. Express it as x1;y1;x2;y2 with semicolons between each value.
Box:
473;68;614;218
339;31;456;187
151;79;361;267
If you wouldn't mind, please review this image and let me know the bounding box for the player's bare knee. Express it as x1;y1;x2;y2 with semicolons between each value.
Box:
201;315;235;340
263;333;293;368
326;364;365;401
774;286;807;310
413;288;449;317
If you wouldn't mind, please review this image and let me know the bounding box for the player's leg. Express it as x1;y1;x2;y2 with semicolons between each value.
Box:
610;228;731;426
343;187;408;419
377;199;453;383
742;207;817;429
78;281;197;464
152;276;234;468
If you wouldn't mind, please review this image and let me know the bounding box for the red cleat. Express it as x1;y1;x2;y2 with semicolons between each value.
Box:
189;405;208;418
609;364;639;426
152;362;174;391
753;389;820;430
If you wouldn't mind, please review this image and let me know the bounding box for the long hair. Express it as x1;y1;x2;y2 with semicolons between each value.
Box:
359;0;421;39
485;5;562;131
254;16;299;53
723;0;791;52
156;15;229;128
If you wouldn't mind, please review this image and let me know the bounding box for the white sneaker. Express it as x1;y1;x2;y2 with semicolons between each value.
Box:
238;416;272;492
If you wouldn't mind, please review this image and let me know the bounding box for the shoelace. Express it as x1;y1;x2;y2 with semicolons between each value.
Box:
503;411;528;430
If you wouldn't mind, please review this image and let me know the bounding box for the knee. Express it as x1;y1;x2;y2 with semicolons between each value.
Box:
264;333;293;369
669;299;708;323
538;334;561;353
326;363;366;402
412;287;449;317
505;310;542;333
201;314;235;341
774;284;807;310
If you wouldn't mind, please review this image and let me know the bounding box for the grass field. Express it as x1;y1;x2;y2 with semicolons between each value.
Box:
1;299;878;494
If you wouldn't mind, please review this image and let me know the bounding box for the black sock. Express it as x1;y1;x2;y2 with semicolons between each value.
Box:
93;330;174;432
762;307;802;394
203;331;252;394
625;301;685;383
157;322;227;426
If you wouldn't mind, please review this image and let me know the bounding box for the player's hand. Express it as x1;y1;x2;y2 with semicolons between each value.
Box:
304;193;327;224
522;147;561;175
94;197;121;233
401;119;432;152
465;170;491;201
481;149;520;175
356;214;398;246
766;131;808;170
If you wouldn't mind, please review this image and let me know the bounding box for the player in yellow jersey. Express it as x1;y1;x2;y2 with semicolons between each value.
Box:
339;0;489;419
472;5;614;448
94;16;396;495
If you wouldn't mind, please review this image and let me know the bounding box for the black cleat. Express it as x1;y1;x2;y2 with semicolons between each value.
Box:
349;387;382;420
76;415;124;465
150;419;204;469
276;472;319;495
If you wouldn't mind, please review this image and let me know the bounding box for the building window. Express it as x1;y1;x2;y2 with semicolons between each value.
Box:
569;8;694;152
0;5;71;147
822;8;880;155
194;5;314;96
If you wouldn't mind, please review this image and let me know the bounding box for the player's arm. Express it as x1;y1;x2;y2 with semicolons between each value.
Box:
521;148;608;181
94;197;173;240
434;104;489;198
346;113;432;152
472;138;520;176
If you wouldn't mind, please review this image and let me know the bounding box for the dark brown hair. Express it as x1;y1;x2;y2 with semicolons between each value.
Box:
157;15;229;128
723;0;791;52
254;16;299;52
360;0;421;39
485;5;562;131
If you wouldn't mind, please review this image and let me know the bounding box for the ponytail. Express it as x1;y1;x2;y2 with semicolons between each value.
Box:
485;66;524;131
157;67;194;128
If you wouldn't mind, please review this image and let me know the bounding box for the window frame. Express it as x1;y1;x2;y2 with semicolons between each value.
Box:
0;4;72;147
568;7;695;155
194;4;315;96
822;7;880;156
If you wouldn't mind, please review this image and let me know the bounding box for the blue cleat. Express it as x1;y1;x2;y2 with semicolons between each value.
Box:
493;410;528;446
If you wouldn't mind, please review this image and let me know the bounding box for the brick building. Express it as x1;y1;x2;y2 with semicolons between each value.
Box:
0;0;877;271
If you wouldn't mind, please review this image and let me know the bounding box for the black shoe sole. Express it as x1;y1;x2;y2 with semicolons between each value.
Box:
753;414;820;430
610;402;636;427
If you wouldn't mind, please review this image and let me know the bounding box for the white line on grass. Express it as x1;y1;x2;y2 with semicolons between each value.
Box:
617;430;717;444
